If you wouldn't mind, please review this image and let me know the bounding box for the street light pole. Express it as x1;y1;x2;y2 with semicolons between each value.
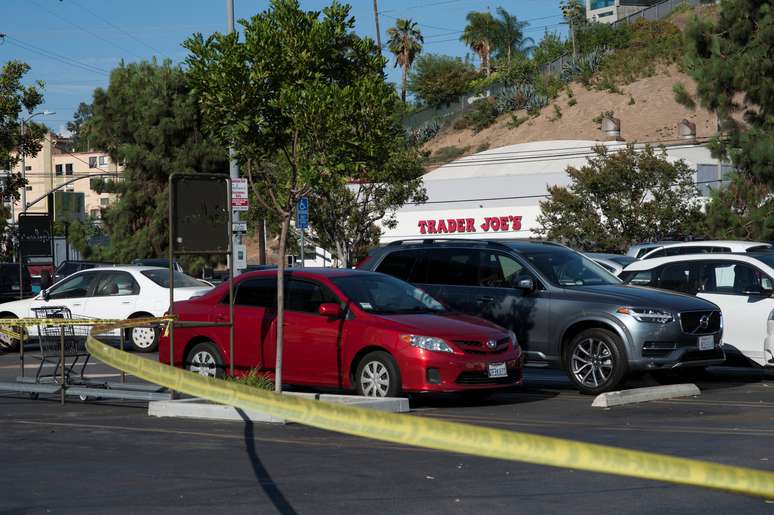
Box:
226;0;243;276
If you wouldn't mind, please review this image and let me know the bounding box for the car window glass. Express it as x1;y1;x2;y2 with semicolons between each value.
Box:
480;251;526;287
48;272;98;299
699;262;767;295
233;277;277;308
375;250;418;282
597;262;615;273
657;263;695;293
424;249;479;286
285;279;338;313
94;272;140;297
623;270;656;286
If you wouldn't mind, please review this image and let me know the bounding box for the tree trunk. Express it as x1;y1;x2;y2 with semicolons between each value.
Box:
373;0;382;55
401;63;408;103
274;213;291;393
335;240;346;269
258;218;266;264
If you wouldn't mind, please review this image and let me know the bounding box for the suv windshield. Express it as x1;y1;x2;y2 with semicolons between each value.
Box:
332;274;446;315
141;270;203;288
519;248;621;287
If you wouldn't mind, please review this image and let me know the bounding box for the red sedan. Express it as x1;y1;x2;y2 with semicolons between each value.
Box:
159;269;523;397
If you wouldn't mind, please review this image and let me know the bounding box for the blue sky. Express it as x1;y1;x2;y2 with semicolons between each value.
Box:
1;0;566;134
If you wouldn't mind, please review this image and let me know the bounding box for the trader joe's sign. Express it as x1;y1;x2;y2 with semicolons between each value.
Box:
418;215;522;235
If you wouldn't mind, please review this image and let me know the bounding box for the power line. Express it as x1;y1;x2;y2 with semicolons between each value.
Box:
3;35;110;76
379;0;473;15
64;0;168;59
28;0;143;60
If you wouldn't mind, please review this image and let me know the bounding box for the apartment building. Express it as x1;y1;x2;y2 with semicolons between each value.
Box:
9;132;122;222
586;0;663;23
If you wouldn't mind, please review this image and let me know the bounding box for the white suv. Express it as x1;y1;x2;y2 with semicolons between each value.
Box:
621;253;774;366
639;240;771;260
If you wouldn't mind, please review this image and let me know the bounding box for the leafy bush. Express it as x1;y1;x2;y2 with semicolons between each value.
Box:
406;120;441;146
533;32;570;68
568;98;577;107
576;22;632;54
475;143;490;153
672;82;696;109
507;114;527;129
560;48;607;84
550;104;562;121
408;54;478;107
534;74;563;101
463;98;500;133
594;20;683;88
429;145;469;165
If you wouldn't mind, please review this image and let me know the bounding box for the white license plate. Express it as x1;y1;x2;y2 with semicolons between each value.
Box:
487;362;507;378
698;335;714;351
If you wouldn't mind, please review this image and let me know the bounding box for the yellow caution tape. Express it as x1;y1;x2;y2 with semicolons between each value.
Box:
0;316;174;328
86;332;774;500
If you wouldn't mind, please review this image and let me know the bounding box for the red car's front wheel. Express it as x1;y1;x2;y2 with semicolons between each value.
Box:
355;351;401;398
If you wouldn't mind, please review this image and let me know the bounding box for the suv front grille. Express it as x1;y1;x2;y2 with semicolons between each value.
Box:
454;337;510;355
679;310;721;335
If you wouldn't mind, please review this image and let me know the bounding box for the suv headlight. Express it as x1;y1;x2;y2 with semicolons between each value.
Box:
401;334;453;353
508;330;519;350
616;307;674;324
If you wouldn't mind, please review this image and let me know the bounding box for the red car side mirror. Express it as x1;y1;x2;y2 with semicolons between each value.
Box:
318;303;344;318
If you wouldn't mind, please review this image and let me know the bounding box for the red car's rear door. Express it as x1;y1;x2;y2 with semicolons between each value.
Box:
224;277;277;371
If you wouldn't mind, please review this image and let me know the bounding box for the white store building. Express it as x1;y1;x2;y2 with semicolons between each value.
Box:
380;139;729;244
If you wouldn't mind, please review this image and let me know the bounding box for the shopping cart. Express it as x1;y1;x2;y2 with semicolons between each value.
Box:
30;306;91;385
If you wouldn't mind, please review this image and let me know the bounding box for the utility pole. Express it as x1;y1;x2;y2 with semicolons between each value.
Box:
226;0;244;275
373;0;382;54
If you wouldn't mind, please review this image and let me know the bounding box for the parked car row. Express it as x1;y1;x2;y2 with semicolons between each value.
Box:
3;237;771;399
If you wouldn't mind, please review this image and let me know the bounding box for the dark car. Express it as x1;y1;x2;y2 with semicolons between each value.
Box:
160;269;523;396
358;239;726;394
53;260;113;284
0;263;32;303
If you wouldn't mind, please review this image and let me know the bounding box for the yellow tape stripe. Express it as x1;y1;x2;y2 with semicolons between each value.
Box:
0;316;173;328
86;335;774;499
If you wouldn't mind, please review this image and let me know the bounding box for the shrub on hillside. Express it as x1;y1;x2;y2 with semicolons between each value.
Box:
408;54;478;107
463;98;500;133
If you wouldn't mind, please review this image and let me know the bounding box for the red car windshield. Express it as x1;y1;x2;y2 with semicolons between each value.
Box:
332;274;445;315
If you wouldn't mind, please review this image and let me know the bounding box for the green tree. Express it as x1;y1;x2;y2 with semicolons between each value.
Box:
684;1;774;186
408;53;477;106
560;0;586;56
532;31;569;68
65;102;93;152
703;173;774;241
0;60;45;234
310;142;426;267
536;145;704;253
185;0;418;390
460;11;499;75
87;60;227;263
492;7;534;66
386;18;424;103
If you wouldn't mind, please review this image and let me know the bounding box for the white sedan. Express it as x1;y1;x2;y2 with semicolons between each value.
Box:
0;266;211;352
621;253;774;366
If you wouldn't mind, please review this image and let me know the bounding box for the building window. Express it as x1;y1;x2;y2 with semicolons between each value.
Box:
90;209;101;219
55;164;63;176
100;197;109;207
24;165;31;171
590;0;615;9
25;185;32;191
65;163;74;175
89;156;97;168
697;163;735;197
598;10;615;17
65;185;75;192
99;156;109;166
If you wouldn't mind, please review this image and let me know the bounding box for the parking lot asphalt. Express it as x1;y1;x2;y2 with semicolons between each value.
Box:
2;350;774;515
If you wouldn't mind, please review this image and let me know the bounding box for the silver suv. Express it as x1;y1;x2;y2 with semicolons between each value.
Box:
359;240;725;394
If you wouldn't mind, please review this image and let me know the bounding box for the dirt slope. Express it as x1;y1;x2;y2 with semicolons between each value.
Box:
424;66;716;158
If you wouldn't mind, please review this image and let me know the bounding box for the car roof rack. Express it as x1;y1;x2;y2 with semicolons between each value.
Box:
386;238;515;251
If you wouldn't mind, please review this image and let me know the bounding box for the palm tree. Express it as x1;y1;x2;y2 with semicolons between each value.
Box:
386;18;424;103
494;7;535;66
460;11;498;76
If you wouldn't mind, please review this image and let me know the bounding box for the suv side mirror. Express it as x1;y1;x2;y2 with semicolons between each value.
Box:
516;277;535;291
318;303;343;318
41;289;50;301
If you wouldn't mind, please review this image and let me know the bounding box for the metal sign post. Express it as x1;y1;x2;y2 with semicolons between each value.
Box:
169;174;234;386
297;197;309;268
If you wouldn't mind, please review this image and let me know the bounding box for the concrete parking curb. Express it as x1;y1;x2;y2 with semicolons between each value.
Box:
591;384;701;408
148;393;410;423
